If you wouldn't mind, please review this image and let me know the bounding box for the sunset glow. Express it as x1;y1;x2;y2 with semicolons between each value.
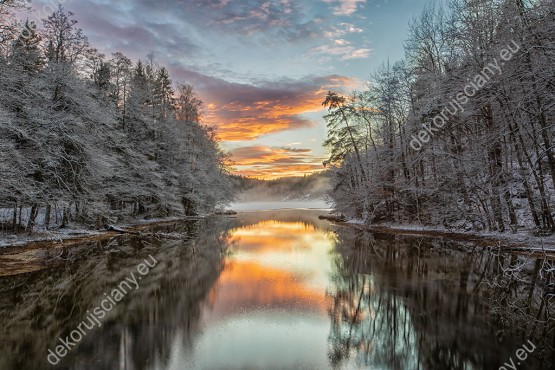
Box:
228;145;328;179
204;219;335;320
25;0;430;179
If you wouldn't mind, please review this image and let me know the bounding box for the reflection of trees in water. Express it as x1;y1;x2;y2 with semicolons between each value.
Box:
482;249;555;354
327;228;554;370
328;267;419;369
0;216;234;370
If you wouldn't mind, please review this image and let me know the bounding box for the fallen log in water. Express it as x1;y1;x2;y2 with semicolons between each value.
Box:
104;225;140;235
318;213;346;222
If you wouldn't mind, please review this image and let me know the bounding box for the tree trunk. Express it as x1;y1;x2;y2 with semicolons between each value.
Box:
44;203;51;230
61;207;69;228
500;97;541;229
27;205;39;234
514;1;555;188
12;203;17;233
18;205;23;233
483;104;505;232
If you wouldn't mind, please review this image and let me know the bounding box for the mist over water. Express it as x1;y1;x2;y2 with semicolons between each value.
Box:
230;200;331;211
234;173;332;203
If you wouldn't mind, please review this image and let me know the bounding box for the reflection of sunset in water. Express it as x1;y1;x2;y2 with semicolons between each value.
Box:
207;261;330;318
204;219;335;321
225;220;323;253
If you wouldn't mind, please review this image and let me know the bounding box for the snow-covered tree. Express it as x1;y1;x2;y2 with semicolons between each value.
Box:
326;0;555;233
0;6;235;233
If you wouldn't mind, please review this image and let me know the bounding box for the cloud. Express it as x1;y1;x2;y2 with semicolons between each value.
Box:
200;0;232;9
25;0;202;60
229;145;327;178
204;76;356;141
323;0;367;16
167;67;358;141
309;40;372;60
230;146;313;165
188;0;321;39
324;22;364;38
203;80;321;141
36;0;322;61
24;0;367;179
236;164;326;179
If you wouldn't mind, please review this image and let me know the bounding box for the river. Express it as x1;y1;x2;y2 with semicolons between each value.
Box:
0;207;552;369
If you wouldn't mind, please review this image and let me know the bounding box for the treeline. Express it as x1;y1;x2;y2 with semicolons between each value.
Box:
234;172;331;201
324;0;555;232
0;3;235;232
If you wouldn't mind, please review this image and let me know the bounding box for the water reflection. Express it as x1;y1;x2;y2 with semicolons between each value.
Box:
0;210;553;370
328;230;554;370
176;212;336;370
0;217;232;370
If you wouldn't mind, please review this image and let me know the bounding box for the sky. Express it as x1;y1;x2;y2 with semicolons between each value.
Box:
27;0;430;179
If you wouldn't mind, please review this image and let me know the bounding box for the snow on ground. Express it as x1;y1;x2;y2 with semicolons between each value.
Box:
345;219;365;225
342;220;555;251
0;207;65;231
0;228;104;248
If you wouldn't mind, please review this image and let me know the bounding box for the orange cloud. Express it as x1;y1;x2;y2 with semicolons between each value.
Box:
171;69;358;177
230;146;312;165
197;75;359;141
229;145;327;179
236;164;326;179
205;94;322;141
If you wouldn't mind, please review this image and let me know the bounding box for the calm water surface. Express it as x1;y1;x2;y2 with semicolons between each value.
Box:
0;208;552;369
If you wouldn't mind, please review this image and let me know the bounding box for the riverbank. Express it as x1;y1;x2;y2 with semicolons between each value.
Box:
0;217;208;277
4;205;555;277
0;199;330;252
325;216;555;255
0;217;201;248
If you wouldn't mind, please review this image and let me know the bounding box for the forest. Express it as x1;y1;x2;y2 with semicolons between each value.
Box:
324;0;555;233
0;1;235;233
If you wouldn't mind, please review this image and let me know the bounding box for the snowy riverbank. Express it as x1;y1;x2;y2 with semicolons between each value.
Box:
0;216;201;249
338;219;555;252
3;201;553;254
